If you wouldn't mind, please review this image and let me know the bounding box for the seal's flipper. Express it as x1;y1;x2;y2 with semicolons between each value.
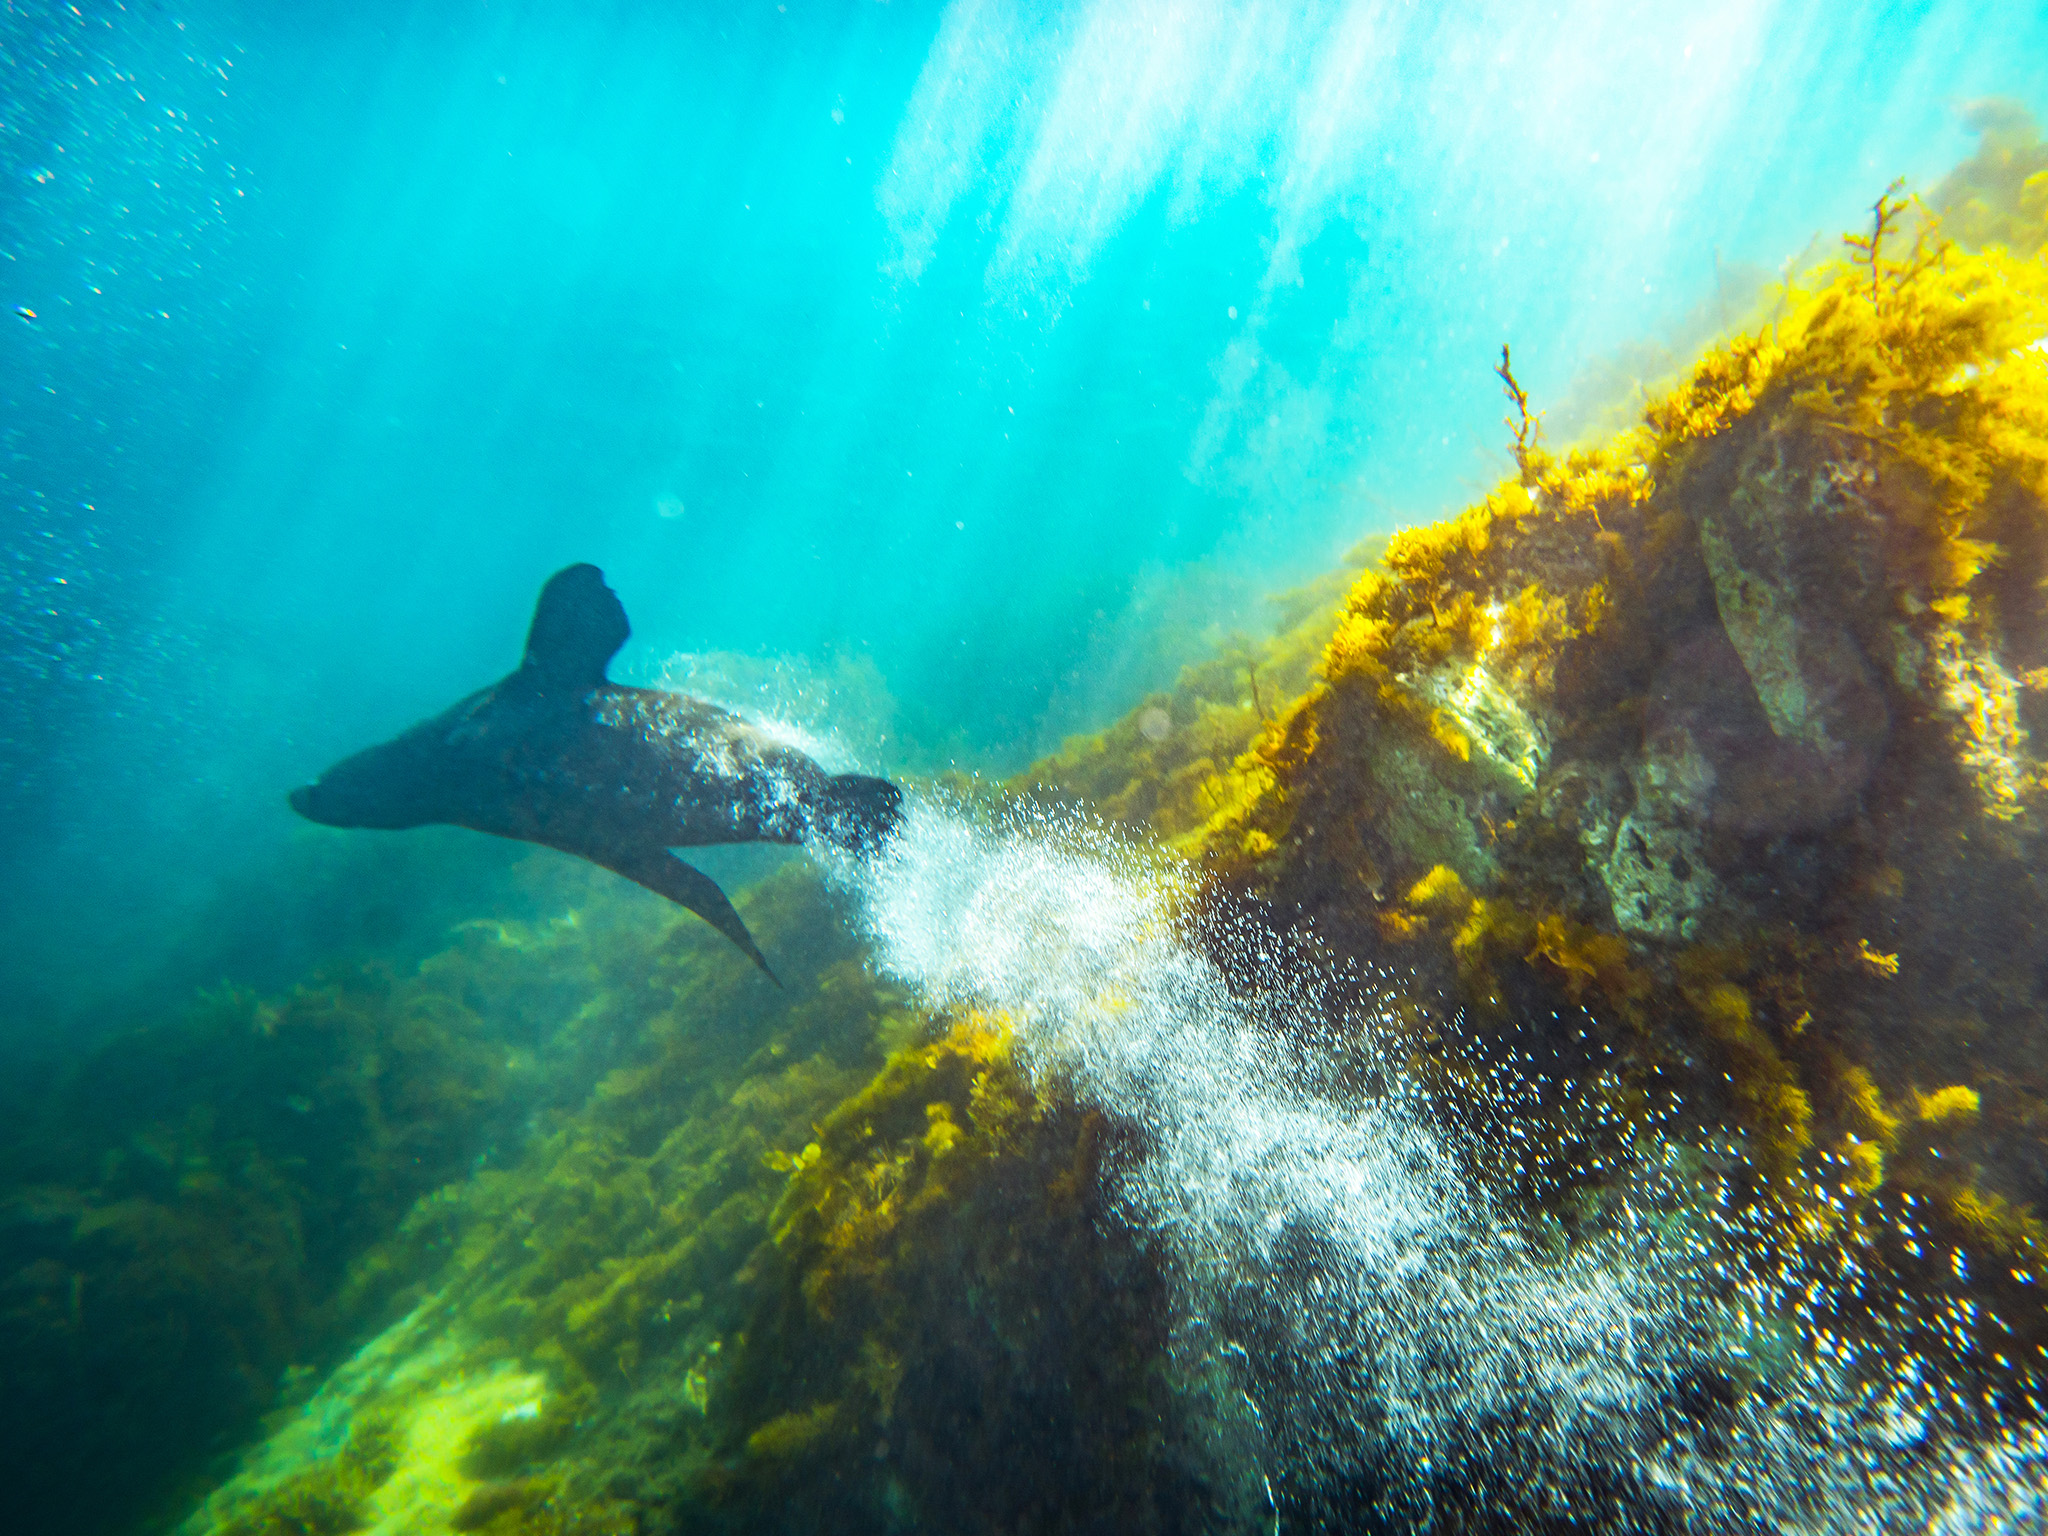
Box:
522;564;630;690
609;848;779;985
808;773;904;855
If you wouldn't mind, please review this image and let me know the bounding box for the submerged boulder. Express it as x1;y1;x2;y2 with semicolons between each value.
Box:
1051;200;2048;1446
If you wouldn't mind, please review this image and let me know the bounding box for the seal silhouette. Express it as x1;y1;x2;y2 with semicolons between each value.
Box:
289;563;901;981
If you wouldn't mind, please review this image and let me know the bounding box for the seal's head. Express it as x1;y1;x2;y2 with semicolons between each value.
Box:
290;731;447;830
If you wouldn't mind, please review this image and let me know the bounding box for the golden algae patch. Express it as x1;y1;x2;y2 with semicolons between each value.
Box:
180;1305;549;1536
362;1362;551;1535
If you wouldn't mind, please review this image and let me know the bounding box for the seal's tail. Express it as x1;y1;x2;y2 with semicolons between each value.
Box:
807;773;904;855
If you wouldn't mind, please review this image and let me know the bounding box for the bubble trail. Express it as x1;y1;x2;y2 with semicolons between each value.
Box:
825;791;2048;1531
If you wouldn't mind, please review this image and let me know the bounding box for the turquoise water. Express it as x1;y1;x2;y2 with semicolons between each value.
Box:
6;0;2044;1016
5;3;2048;1531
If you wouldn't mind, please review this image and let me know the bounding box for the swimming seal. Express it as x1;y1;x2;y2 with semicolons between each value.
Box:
288;563;902;981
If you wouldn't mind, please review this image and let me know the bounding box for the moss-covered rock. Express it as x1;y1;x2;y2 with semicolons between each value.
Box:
1053;175;2048;1443
693;1013;1209;1535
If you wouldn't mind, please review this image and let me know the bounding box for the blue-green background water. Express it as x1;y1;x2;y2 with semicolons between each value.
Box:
4;0;2045;1026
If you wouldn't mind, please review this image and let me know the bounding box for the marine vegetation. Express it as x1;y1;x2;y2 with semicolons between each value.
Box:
176;857;904;1536
0;838;809;1536
1038;107;2048;1441
174;880;1213;1536
1931;98;2048;258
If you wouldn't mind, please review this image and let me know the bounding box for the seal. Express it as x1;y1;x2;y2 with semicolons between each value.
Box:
289;563;902;981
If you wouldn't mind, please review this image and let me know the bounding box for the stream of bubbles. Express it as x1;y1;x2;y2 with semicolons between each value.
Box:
816;792;2048;1531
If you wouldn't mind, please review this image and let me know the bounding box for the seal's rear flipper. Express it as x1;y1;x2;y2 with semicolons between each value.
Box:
607;848;779;985
808;773;904;855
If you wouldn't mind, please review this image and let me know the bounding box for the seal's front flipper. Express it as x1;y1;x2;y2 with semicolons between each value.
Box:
521;564;631;692
609;848;779;985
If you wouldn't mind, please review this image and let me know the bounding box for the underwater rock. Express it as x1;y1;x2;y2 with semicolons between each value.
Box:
696;1014;1208;1536
1086;196;2048;1465
937;151;2048;1526
1696;438;1890;812
1595;724;1721;941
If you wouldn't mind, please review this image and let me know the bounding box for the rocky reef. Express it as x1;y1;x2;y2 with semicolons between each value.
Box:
1039;115;2048;1466
154;863;1211;1536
